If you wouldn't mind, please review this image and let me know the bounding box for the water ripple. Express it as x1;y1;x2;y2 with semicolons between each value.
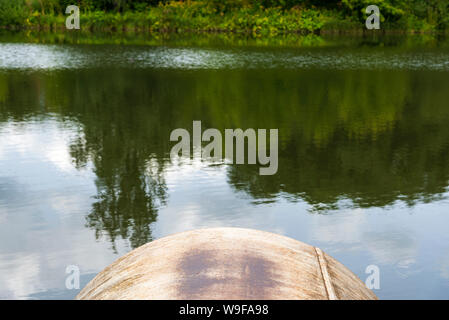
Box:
1;43;449;71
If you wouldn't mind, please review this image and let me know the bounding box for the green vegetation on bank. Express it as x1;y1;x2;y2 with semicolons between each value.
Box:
1;1;449;34
2;30;449;49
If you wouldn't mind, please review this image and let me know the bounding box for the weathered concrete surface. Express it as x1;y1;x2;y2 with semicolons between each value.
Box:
76;228;378;300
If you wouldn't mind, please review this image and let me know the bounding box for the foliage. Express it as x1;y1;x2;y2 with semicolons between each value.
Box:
1;1;449;34
0;0;28;26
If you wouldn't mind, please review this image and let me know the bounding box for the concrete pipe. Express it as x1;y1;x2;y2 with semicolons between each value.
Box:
77;228;377;300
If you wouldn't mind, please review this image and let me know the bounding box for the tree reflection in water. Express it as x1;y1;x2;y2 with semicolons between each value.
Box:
1;59;449;249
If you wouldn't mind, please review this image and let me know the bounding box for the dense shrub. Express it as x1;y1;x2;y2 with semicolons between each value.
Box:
1;0;448;32
0;0;28;26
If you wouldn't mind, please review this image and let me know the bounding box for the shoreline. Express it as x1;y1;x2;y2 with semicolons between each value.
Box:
2;25;449;35
2;2;448;36
1;29;448;49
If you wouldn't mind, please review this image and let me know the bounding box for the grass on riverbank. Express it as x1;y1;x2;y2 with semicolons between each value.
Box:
2;29;448;50
2;1;448;35
4;2;355;34
0;0;446;35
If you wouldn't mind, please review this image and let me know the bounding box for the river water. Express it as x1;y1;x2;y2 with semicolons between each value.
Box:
0;34;448;299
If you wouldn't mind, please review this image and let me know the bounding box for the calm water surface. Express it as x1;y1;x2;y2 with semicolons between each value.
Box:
0;35;449;299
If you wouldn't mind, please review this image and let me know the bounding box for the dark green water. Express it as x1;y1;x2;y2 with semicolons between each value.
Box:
1;34;449;299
